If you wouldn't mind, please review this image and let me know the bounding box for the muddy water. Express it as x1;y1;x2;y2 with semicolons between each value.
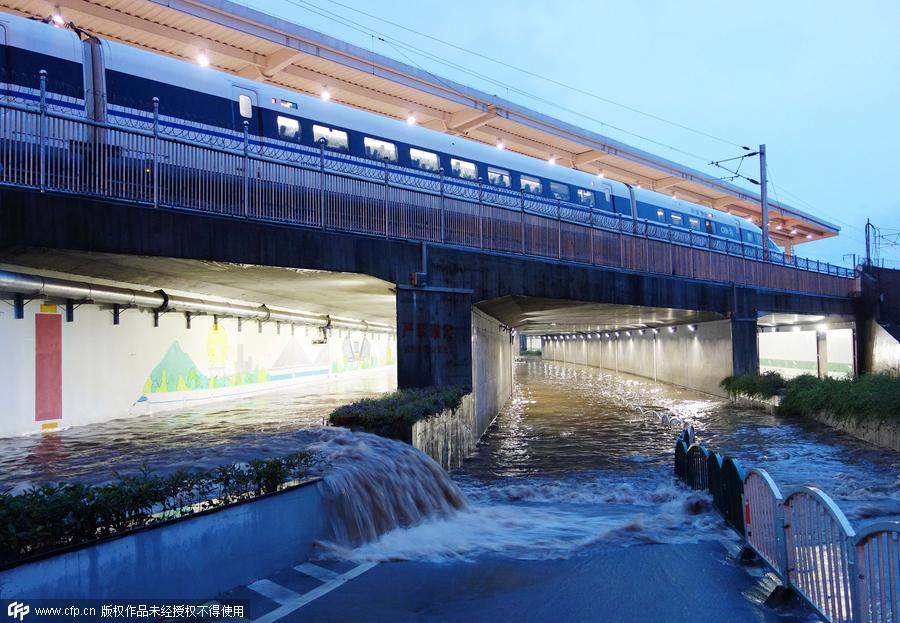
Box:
0;369;395;492
332;359;900;562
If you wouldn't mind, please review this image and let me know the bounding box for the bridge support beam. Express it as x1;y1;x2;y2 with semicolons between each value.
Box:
731;318;760;376
396;286;473;389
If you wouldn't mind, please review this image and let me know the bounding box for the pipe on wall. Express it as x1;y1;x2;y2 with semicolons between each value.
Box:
0;269;393;332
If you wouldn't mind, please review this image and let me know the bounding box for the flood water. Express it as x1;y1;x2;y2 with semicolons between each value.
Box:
2;359;897;563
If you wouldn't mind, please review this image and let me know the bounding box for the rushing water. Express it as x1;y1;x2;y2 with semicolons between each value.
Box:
0;370;395;492
323;359;900;562
2;359;897;565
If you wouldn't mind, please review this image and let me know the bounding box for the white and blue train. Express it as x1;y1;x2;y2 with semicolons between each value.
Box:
0;12;777;250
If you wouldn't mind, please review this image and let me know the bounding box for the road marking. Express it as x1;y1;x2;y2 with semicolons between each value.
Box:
247;579;302;605
294;563;340;582
251;563;378;623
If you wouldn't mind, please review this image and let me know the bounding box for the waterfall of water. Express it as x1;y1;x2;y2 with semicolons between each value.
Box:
305;428;467;546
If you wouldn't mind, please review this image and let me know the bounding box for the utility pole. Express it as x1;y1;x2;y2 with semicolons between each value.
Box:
759;144;768;259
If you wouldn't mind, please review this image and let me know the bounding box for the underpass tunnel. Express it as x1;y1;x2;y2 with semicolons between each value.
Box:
0;248;399;437
756;313;857;379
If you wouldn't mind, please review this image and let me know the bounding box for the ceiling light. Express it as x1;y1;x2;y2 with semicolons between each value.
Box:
406;114;417;125
816;323;828;332
652;328;659;335
51;12;65;25
496;141;504;150
597;171;605;179
776;224;783;230
806;234;813;239
321;88;331;101
625;331;632;337
790;229;798;235
197;52;210;67
548;156;557;165
614;331;620;337
639;329;645;335
668;326;676;333
688;324;697;332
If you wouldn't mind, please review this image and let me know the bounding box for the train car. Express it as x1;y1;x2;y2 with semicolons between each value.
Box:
3;12;779;253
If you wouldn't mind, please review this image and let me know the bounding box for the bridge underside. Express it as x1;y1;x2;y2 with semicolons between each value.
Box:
0;188;862;435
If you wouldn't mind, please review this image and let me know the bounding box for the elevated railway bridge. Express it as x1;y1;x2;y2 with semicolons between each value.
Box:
2;0;892;444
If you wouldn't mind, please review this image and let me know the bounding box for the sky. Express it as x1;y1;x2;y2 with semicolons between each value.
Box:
242;0;900;266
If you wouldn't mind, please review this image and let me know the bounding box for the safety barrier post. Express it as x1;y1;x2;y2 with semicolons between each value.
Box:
520;189;526;254
383;158;389;238
478;177;484;249
668;223;674;274
318;137;326;229
556;198;562;259
644;219;650;272
439;167;445;243
152;97;159;209
589;200;594;264
38;69;47;192
242;120;249;218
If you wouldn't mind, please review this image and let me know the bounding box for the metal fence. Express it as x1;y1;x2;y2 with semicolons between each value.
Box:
674;431;900;623
0;76;856;297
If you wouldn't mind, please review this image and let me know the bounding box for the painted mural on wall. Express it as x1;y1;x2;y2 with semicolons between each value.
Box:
131;324;393;415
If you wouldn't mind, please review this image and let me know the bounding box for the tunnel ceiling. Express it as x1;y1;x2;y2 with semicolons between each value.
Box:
0;248;396;325
477;296;723;335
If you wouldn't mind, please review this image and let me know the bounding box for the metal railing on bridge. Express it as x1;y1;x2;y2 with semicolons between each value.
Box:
0;72;855;297
675;430;900;623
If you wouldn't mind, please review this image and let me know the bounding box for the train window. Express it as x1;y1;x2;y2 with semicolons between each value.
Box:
576;189;595;207
450;158;477;180
670;213;683;226
656;208;665;221
521;175;542;194
364;137;398;162
313;125;349;151
487;167;510;188
550;182;570;201
276;116;300;141
410;148;439;172
238;95;253;119
688;217;702;231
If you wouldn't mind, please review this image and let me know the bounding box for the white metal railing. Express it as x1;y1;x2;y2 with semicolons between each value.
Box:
0;73;856;296
741;469;900;623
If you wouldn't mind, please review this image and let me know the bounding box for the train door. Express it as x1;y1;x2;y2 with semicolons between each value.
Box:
231;85;259;136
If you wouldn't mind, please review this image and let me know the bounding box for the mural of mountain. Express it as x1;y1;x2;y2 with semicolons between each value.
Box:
142;341;208;394
273;336;313;368
140;340;270;395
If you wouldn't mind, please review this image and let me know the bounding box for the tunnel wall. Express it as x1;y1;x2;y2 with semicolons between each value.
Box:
541;319;735;397
0;298;396;437
472;307;514;438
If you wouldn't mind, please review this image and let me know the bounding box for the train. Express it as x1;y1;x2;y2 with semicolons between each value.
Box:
0;11;777;250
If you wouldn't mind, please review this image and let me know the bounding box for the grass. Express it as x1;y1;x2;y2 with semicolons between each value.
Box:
778;373;900;423
0;452;316;567
720;372;786;399
329;386;467;429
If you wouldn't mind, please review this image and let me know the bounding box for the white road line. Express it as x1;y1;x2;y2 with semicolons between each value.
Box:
251;563;378;623
294;563;340;583
247;579;302;605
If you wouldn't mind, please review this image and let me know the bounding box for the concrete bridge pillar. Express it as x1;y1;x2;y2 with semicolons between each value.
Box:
731;318;760;376
395;286;473;389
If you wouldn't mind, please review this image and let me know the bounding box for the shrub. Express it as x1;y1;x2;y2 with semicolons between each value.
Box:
329;386;467;429
0;451;315;567
778;373;900;422
720;372;786;399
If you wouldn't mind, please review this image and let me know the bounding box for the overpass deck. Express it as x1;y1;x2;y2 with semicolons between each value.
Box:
0;99;854;298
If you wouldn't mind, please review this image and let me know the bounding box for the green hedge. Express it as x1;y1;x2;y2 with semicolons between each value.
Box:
329;386;467;429
778;373;900;422
0;452;315;566
720;372;786;399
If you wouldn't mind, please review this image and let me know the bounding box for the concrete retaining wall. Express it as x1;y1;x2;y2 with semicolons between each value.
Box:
412;394;476;469
0;480;329;600
806;412;900;453
542;319;734;397
472;307;514;437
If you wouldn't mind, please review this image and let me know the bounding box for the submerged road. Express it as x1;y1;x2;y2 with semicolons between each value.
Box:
218;358;900;622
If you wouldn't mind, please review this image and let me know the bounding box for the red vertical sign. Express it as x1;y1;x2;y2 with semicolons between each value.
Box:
35;314;62;422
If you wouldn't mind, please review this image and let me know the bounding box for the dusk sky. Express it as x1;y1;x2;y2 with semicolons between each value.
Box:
243;0;900;267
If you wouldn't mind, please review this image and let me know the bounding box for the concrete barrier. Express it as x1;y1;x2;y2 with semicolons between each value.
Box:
806;411;900;453
412;394;476;469
0;480;329;600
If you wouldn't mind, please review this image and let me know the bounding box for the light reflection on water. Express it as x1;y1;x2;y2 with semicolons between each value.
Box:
460;360;900;523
